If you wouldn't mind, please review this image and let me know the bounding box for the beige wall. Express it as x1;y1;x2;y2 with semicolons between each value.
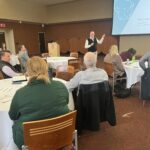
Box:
46;0;113;23
46;0;150;55
0;0;47;23
0;0;150;55
0;29;15;53
119;35;150;55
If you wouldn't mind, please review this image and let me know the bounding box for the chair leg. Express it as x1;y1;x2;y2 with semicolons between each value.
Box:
73;130;78;150
112;78;115;94
22;145;29;150
143;100;146;107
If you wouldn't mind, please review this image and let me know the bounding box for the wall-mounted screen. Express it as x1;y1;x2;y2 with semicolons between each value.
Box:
112;0;150;35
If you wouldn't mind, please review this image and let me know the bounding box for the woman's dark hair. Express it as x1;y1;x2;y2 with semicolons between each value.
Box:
128;48;136;55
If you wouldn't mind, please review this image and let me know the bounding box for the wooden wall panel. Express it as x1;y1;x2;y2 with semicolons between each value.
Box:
97;35;119;54
45;19;119;54
0;21;44;56
78;37;87;54
57;39;69;53
0;19;119;56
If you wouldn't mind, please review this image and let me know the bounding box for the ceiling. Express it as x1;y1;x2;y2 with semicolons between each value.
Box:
25;0;78;6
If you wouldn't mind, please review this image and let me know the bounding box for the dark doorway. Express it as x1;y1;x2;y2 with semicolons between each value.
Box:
0;32;5;49
38;32;46;54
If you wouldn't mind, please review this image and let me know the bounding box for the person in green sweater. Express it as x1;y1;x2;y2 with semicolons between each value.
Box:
9;56;70;150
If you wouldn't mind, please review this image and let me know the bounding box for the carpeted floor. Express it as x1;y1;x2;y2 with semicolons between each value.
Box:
78;54;150;150
78;85;150;150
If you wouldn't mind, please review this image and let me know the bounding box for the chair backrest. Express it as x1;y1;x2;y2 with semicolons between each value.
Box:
104;62;127;93
70;52;79;58
104;62;114;77
67;65;75;74
23;111;77;150
56;65;75;81
76;81;116;134
0;70;4;80
68;59;81;72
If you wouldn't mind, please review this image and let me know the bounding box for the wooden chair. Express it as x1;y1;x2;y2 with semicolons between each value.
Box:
56;65;75;81
70;52;79;58
67;65;75;74
76;81;116;134
103;62;113;78
22;111;77;150
104;62;127;93
0;71;4;80
68;59;81;73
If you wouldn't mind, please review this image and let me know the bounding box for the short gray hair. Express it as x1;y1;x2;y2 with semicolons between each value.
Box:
84;52;97;68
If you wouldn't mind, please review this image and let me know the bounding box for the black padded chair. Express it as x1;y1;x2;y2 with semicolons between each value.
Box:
76;81;116;134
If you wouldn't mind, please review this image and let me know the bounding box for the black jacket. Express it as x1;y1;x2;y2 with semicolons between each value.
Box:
141;68;150;100
76;81;116;134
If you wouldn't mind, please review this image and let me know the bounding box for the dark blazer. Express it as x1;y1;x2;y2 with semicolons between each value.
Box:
9;79;70;150
141;68;150;100
76;81;116;134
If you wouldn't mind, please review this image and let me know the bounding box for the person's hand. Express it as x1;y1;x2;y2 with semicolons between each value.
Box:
91;43;94;46
102;34;105;39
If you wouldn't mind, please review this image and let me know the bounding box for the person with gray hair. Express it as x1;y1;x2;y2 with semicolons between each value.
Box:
18;44;29;72
0;50;19;78
67;52;108;91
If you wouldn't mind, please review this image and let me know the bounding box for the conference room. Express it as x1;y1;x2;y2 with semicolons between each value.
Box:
0;0;150;150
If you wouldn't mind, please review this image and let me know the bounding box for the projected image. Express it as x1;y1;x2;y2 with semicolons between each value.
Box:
112;0;150;35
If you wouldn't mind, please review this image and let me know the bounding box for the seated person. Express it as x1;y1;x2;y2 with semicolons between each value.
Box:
139;52;150;71
9;56;70;150
120;48;136;61
0;50;19;78
104;45;126;79
18;44;29;72
67;52;108;91
10;53;22;72
139;52;150;100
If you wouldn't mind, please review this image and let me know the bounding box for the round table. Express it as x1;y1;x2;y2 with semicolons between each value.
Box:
0;78;74;150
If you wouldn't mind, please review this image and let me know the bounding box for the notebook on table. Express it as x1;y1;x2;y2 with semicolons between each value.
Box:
12;75;27;83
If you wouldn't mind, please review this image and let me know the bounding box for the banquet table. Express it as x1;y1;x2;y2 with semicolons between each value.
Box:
46;56;75;69
0;78;74;150
123;61;144;88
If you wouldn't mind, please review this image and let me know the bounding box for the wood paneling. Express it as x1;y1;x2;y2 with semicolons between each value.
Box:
0;20;44;56
57;39;69;53
0;19;119;56
45;19;119;54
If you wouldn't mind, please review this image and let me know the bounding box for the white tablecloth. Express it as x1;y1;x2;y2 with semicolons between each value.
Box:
0;78;74;150
46;56;75;69
123;61;144;88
